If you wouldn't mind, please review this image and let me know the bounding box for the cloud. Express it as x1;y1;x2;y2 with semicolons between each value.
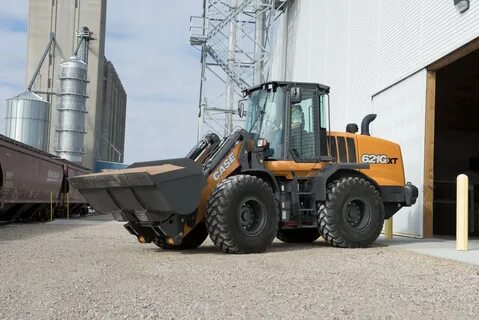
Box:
0;0;28;134
0;0;28;21
105;0;203;163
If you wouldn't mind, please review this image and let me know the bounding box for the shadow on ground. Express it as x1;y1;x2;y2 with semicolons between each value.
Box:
147;239;386;255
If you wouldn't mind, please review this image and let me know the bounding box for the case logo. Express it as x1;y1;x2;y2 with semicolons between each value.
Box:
213;153;236;180
361;154;398;164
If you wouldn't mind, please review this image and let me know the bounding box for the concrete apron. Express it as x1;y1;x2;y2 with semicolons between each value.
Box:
378;235;479;266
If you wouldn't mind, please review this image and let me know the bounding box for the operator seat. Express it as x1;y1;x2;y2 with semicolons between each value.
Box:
290;105;316;160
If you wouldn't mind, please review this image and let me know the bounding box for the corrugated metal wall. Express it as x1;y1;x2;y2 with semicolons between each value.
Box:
270;0;479;237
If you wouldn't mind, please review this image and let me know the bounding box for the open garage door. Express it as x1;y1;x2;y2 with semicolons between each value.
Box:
432;50;479;236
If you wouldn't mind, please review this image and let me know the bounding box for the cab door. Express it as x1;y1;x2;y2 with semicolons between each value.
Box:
286;87;325;162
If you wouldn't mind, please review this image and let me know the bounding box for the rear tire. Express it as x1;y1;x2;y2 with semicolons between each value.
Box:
318;177;384;248
277;228;320;243
153;222;208;250
206;175;278;254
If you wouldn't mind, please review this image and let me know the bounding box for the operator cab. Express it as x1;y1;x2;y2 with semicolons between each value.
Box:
240;81;330;162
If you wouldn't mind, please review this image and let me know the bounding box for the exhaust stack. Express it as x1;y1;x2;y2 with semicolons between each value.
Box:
361;114;377;136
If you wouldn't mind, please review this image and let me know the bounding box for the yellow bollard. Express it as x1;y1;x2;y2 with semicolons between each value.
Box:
384;217;393;240
50;191;53;222
456;174;468;251
66;193;70;220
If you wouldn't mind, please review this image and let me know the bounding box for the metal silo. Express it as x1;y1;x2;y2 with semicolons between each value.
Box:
5;91;50;151
55;56;88;163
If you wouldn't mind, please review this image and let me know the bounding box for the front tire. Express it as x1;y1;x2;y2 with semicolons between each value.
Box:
318;177;385;248
277;228;320;243
206;175;279;254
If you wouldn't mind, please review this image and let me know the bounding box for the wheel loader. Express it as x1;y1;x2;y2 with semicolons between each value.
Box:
69;81;418;253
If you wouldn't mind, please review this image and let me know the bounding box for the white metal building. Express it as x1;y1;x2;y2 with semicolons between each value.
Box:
269;0;479;237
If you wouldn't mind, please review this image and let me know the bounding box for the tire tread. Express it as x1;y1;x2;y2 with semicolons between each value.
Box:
317;177;384;248
206;175;278;253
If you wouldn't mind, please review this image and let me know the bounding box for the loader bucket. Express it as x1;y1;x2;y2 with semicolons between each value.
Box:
69;158;206;220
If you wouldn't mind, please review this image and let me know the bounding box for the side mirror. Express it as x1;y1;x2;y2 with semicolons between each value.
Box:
237;99;247;118
290;86;302;104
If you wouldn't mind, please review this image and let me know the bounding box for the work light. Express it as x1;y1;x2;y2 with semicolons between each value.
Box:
455;0;470;13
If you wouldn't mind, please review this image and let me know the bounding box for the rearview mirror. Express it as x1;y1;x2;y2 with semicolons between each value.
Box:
237;99;247;118
290;86;302;104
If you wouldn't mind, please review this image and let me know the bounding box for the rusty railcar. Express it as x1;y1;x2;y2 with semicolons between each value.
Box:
0;134;90;222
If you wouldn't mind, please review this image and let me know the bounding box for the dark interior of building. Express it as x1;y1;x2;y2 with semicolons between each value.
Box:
433;50;479;235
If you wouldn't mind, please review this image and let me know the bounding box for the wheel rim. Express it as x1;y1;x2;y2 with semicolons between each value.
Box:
237;196;267;237
342;198;372;232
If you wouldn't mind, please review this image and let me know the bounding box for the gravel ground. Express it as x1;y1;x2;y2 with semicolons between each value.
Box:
1;215;479;320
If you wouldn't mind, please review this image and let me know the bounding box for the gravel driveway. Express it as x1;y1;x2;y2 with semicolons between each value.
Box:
1;215;478;319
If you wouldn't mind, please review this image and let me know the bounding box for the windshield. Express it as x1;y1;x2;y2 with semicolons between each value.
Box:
245;87;285;159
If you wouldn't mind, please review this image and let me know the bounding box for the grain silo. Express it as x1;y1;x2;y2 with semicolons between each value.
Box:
5;91;50;151
55;56;89;163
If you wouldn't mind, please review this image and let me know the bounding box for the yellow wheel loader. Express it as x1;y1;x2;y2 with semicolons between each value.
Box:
70;81;418;253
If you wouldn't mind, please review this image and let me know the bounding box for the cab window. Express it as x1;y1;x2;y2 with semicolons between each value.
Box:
289;90;320;161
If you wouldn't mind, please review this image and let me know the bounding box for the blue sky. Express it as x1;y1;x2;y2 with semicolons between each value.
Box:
0;0;203;163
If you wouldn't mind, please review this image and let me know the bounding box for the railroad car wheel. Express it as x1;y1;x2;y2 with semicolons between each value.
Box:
153;222;208;250
277;228;320;243
206;175;278;254
318;177;385;248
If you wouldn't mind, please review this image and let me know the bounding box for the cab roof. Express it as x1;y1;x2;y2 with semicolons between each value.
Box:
244;81;330;95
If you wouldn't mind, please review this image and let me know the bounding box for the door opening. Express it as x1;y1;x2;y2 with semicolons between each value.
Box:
431;49;479;236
